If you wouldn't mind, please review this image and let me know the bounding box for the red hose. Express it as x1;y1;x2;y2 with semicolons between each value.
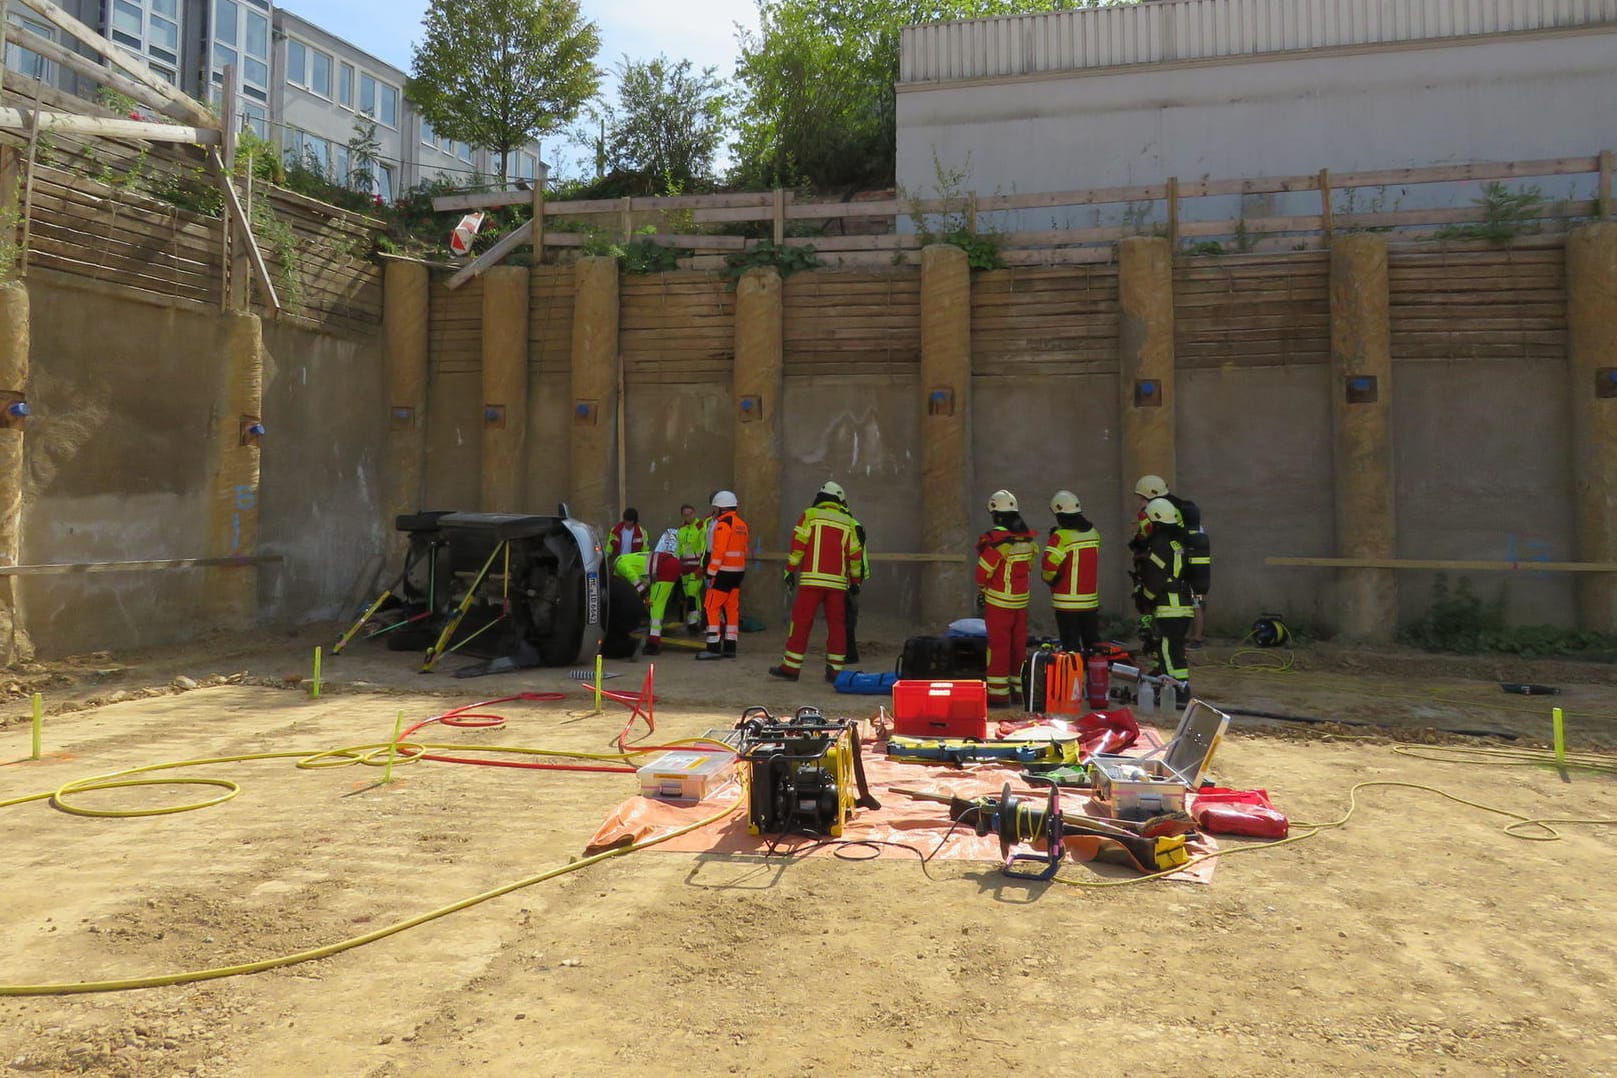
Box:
396;691;639;773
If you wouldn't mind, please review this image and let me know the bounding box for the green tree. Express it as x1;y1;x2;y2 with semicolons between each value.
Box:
733;0;1091;191
607;55;729;191
407;0;602;184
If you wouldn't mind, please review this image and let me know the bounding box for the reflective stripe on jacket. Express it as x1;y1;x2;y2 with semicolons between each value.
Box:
676;522;706;570
975;528;1039;609
1138;531;1193;618
1042;526;1101;610
787;501;864;591
706;511;750;574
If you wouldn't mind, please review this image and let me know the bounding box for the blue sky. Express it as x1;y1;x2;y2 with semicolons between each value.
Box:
286;0;761;172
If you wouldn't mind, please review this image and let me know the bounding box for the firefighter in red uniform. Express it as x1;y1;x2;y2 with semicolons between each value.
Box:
1041;489;1102;654
607;508;646;558
768;481;864;683
696;491;749;660
975;489;1039;707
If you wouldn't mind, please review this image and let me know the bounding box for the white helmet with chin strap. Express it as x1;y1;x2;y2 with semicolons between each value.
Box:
1144;497;1182;526
711;490;738;509
987;489;1019;513
1134;474;1169;499
819;480;847;504
1050;490;1081;515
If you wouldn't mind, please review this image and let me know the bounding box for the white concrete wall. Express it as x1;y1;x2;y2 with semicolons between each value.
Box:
897;29;1617;230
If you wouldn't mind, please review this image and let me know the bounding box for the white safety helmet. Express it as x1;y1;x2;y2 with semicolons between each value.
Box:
1144;497;1181;526
655;528;679;555
987;489;1019;513
1134;474;1169;500
819;480;847;504
711;490;738;509
1050;490;1082;515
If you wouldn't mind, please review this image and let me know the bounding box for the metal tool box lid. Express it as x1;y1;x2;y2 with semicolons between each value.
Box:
1160;700;1230;786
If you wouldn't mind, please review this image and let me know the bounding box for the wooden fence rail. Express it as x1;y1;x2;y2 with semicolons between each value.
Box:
432;149;1617;277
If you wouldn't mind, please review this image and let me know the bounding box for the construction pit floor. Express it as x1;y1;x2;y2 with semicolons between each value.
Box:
2;621;1616;1078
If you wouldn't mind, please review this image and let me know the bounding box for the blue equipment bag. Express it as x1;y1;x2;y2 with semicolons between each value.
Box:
834;670;899;695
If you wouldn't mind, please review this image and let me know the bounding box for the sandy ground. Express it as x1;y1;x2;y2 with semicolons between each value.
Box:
2;623;1616;1077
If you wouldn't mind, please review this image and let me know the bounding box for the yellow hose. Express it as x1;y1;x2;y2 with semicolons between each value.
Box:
0;737;739;996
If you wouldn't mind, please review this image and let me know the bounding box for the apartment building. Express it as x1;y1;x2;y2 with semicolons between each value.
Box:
2;1;545;201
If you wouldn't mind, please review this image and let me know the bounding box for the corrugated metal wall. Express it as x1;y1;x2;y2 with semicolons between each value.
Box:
901;0;1617;82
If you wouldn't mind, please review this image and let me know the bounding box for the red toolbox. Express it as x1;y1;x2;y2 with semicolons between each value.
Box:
891;680;989;740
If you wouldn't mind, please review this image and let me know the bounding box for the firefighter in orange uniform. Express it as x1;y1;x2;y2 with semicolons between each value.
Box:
975;489;1040;707
768;481;864;683
695;490;749;660
1041;489;1102;654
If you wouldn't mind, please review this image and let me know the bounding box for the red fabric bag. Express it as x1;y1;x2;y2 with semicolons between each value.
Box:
1189;788;1289;838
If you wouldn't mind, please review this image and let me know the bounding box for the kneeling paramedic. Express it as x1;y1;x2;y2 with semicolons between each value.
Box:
769;481;865;683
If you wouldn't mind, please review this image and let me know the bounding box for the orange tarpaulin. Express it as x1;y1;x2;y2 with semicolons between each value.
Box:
586;728;1218;883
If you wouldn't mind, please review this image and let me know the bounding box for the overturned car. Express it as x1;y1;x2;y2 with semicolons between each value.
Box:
335;508;613;676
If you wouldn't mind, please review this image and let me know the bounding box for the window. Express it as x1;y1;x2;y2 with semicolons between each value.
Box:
335;145;351;187
376;164;394;202
309;50;331;97
421;120;435;147
245;11;267;57
286;40;306;86
111;0;142;43
456;140;471;163
3;17;54;82
216;0;238;42
359;73;399;128
242;102;267;140
338;62;354;108
285;128;333;177
212;0;269;111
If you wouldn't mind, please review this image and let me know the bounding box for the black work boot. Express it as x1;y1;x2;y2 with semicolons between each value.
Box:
696;642;723;661
767;665;800;681
722;640;738;659
824;664;839;684
642;639;661;656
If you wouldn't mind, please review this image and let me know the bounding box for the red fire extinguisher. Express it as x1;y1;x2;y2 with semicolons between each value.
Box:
1085;653;1111;710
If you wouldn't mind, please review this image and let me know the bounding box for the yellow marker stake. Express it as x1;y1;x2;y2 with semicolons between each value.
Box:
31;692;43;761
311;646;323;698
1552;706;1566;768
383;709;405;784
594;654;604;712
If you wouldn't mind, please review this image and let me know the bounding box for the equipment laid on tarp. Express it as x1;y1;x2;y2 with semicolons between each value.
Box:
735;706;880;838
886;734;1056;767
1090;700;1230;819
893;781;1192;875
636;749;736;802
1022;646;1085;715
334;508;606;675
1190;787;1289;838
892;679;989;739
